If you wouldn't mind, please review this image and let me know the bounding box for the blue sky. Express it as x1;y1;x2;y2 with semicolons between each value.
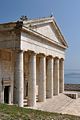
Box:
0;0;80;71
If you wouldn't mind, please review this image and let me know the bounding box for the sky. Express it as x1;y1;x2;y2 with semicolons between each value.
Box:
0;0;80;72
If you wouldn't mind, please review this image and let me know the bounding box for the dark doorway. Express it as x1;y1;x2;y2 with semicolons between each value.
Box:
26;82;28;96
4;86;9;103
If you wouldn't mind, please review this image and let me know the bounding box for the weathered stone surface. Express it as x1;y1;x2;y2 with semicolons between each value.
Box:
0;17;67;108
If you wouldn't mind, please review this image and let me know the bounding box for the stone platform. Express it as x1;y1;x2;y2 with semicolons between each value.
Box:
32;93;80;116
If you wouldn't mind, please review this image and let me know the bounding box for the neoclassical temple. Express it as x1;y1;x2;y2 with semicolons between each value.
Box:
0;16;68;107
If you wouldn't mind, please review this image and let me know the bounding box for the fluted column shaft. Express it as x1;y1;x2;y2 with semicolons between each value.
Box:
38;55;46;102
14;50;24;107
59;59;64;93
54;58;59;95
46;56;53;98
28;52;36;107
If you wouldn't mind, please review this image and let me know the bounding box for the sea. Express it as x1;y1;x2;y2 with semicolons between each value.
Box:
64;70;80;84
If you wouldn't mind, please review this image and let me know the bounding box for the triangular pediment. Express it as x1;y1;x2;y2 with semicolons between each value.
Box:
33;23;61;44
23;17;68;47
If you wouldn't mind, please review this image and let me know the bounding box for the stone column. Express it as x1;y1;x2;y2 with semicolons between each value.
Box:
59;59;64;93
38;54;46;102
28;52;36;107
46;56;53;98
14;50;24;107
54;57;59;95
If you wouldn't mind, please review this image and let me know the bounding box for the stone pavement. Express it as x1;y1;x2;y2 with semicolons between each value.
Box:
63;97;80;116
35;93;80;116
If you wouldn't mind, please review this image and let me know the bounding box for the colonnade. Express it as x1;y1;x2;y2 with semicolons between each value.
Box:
14;50;64;107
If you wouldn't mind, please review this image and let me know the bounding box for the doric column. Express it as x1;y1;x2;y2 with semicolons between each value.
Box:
38;54;46;102
14;50;24;107
28;52;36;107
54;57;59;95
46;56;53;98
59;58;64;93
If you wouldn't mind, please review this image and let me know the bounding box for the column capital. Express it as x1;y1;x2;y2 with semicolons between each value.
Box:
47;55;53;59
38;53;46;58
16;50;24;53
60;58;64;61
54;57;59;60
28;50;36;56
12;50;24;55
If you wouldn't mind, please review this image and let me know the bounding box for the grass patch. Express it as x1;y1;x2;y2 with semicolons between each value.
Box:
0;104;79;120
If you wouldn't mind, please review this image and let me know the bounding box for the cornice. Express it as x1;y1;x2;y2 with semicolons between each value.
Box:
23;17;53;25
52;19;68;47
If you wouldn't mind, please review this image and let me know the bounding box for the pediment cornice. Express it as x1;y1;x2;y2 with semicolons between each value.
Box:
22;26;67;49
23;17;68;48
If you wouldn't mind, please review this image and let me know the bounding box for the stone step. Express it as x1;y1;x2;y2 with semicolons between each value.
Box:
36;94;74;113
24;99;27;106
24;94;80;116
24;95;38;106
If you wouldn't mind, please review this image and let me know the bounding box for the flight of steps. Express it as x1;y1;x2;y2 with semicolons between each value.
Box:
24;97;28;106
24;94;80;116
24;95;38;107
36;94;74;113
